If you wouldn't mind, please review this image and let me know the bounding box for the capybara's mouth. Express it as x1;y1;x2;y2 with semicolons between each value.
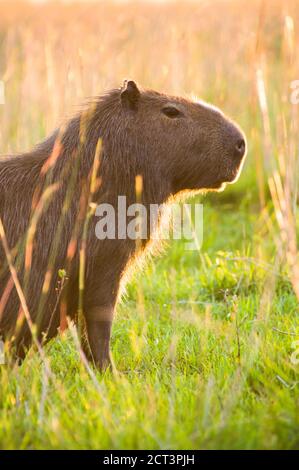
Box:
222;129;247;185
213;160;245;191
215;182;227;192
224;149;247;185
229;156;246;183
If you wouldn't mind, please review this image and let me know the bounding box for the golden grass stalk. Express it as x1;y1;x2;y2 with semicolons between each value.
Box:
0;217;52;377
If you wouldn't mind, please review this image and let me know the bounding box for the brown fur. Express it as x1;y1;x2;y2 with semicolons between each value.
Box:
0;80;246;369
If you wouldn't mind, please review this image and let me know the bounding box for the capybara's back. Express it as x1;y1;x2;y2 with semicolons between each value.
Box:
0;132;80;353
0;80;246;369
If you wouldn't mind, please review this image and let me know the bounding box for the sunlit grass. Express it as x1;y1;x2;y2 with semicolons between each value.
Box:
0;0;298;450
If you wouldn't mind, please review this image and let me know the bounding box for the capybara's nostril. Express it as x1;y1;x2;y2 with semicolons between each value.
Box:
235;138;246;158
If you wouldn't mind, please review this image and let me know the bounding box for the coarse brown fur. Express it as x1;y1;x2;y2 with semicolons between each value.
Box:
0;80;246;369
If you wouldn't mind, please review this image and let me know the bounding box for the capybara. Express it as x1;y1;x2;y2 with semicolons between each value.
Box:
0;80;246;369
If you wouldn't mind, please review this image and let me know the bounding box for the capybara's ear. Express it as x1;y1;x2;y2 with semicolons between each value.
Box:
120;80;140;110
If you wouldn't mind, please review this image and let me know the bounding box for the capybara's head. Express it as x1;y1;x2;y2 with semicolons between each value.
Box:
119;80;246;193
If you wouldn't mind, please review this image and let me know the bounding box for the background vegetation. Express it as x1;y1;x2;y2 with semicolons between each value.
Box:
0;0;298;449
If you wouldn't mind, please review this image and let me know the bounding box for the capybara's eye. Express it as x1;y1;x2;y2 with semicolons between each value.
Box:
162;106;182;118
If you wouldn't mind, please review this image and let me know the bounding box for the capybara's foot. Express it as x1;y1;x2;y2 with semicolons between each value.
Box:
95;354;112;372
82;338;111;372
83;318;112;372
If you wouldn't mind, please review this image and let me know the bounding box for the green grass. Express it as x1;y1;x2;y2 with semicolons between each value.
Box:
1;200;298;450
0;0;299;451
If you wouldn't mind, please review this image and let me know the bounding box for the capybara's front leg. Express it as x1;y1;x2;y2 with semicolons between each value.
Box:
84;306;114;371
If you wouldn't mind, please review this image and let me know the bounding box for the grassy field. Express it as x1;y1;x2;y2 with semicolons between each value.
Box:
0;0;299;450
